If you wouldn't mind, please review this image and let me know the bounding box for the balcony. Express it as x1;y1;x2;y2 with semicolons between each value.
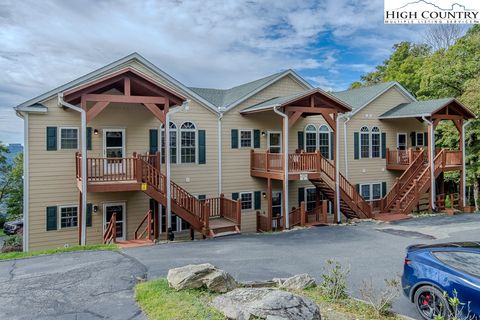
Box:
250;150;332;180
385;148;462;171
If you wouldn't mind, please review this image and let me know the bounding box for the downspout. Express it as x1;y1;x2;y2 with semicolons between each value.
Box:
335;115;341;224
16;111;29;252
58;93;87;245
217;111;224;194
462;120;474;208
341;115;351;179
422;116;436;210
273;106;289;229
165;100;189;235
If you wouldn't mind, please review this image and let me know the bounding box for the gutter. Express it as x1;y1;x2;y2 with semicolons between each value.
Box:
422;116;436;211
217;111;224;194
273;106;289;229
58;93;87;245
462;120;474;208
165;100;189;233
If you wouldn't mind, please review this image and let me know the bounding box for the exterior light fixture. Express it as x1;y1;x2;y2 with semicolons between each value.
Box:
261;131;266;137
94;129;99;135
93;205;98;213
262;192;267;198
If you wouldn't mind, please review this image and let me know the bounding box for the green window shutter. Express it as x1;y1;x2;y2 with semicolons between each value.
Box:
298;187;305;206
86;203;92;227
354;132;359;159
411;132;416;147
254;191;261;210
87;127;92;150
149;199;156;211
424;132;428;146
381;132;387;159
253;130;261;148
297;131;304;150
198;194;206;201
232;192;239;201
198;129;206;164
231;129;238;149
46;206;57;231
329;133;334;160
355;184;360;193
149;129;158;153
46;127;57;151
382;182;387;198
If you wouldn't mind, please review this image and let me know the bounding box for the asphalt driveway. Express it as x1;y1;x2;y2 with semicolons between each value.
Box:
1;213;479;319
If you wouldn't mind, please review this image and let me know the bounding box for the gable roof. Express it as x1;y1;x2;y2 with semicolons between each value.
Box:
379;98;476;119
240;88;352;114
330;81;416;116
189;69;312;111
14;52;220;114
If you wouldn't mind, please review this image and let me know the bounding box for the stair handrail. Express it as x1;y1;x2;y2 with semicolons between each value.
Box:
134;209;153;240
397;151;443;215
434;149;445;176
305;200;329;224
103;212;117;244
381;149;426;211
317;153;372;218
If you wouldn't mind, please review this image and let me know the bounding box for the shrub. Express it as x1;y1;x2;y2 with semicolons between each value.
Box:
320;259;350;301
359;277;400;317
1;235;22;253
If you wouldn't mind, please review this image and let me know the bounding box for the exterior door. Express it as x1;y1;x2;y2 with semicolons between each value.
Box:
103;129;125;174
271;191;282;228
397;133;407;150
103;202;126;240
268;131;282;153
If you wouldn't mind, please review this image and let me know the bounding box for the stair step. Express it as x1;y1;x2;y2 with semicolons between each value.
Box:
212;230;241;238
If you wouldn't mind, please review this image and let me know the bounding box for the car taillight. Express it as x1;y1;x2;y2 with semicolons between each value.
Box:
404;258;412;265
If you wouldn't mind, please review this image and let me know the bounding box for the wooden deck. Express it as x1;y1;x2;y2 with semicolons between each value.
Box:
386;148;462;171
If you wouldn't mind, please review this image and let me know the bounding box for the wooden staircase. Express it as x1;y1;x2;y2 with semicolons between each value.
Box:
310;155;372;220
137;158;241;238
380;149;446;216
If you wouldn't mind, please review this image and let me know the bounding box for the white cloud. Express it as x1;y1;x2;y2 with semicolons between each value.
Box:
0;0;425;143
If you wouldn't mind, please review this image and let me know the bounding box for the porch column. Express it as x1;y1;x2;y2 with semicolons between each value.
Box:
458;119;464;208
334;113;340;223
267;178;273;231
427;121;436;211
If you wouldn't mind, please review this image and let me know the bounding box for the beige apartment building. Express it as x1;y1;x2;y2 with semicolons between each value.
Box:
14;53;474;251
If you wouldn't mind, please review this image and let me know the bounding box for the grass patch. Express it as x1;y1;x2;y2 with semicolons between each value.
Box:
0;229;5;237
135;278;402;320
135;278;224;320
0;244;118;261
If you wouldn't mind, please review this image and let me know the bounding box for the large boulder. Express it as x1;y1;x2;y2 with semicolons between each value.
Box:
167;263;237;293
279;273;316;290
212;288;321;320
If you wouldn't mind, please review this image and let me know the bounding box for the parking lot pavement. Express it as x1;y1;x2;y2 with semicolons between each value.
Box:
0;213;478;319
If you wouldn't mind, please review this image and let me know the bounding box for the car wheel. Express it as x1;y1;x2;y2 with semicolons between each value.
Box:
414;285;449;320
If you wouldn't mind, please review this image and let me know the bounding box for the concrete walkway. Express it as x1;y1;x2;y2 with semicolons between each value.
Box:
0;213;478;319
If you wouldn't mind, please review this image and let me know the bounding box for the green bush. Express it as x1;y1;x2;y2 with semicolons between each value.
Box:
4;235;22;247
320;259;350;301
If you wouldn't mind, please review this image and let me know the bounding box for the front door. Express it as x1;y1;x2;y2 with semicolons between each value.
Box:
268;131;282;153
103;129;125;174
397;133;407;150
271;191;282;228
103;203;126;240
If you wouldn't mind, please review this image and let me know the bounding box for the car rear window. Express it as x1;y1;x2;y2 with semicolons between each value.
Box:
433;251;480;278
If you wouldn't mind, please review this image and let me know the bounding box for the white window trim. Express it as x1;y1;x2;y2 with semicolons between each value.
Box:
304;124;318;152
359;182;383;201
318;125;331;159
59;127;79;150
103;128;126;158
416;132;425;147
58;204;79;229
238;129;253;148
370;127;381;159
267;131;282;153
359;127;370;159
159;123;179;164
239;191;254;211
179;121;198;165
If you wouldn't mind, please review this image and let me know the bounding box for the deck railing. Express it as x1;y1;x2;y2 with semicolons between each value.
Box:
386;148;424;167
445;150;462;166
203;194;241;226
251;150;332;174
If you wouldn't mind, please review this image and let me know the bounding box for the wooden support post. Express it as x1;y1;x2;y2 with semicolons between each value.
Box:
458;119;464;208
322;200;328;224
78;191;83;245
147;210;152;241
267;178;273;231
153;200;159;240
220;193;225;217
300;201;306;226
236;199;242;227
203;203;210;235
386;148;389;165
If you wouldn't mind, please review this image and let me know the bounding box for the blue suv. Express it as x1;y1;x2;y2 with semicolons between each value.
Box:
402;242;480;320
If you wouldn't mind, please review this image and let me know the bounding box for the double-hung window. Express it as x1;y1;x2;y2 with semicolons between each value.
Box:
239;130;252;148
240;192;253;211
180;122;196;164
371;127;381;158
318;125;330;159
416;132;424;146
60;128;78;149
59;205;78;228
360;126;370;158
161;122;177;163
305;125;317;152
359;183;382;202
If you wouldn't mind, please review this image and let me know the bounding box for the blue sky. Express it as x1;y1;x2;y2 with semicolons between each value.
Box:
0;0;431;144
